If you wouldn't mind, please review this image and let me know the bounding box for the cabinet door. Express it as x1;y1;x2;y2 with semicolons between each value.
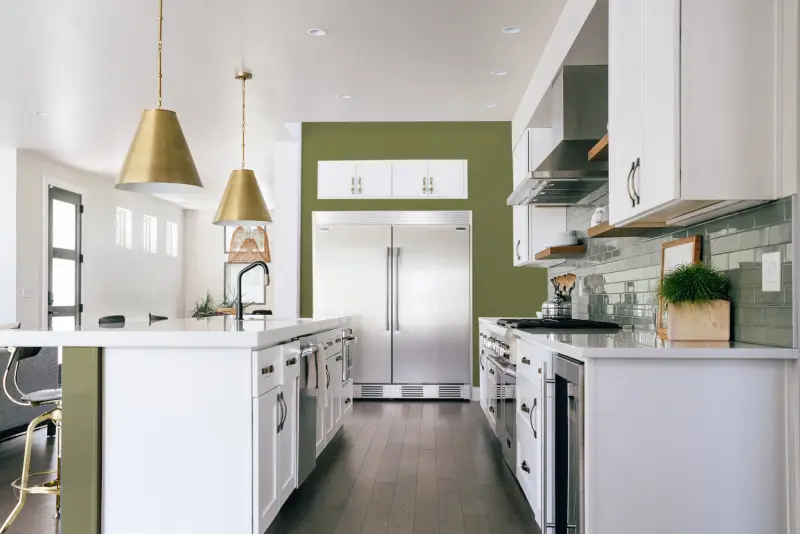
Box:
391;160;429;198
608;0;643;226
253;390;280;534
356;161;392;198
513;206;530;266
479;347;488;414
513;131;531;189
426;160;466;198
333;356;344;432
318;161;357;199
637;0;680;213
324;359;335;441
278;377;299;505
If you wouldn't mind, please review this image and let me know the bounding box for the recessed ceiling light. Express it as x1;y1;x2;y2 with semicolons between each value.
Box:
490;70;508;77
34;111;50;116
482;103;498;109
502;26;521;34
337;94;352;100
308;28;327;36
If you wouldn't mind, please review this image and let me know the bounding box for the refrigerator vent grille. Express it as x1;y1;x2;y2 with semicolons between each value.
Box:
438;385;463;398
359;385;384;398
401;385;424;398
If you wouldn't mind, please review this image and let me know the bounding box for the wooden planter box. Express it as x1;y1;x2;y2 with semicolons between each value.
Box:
667;300;730;341
216;307;236;316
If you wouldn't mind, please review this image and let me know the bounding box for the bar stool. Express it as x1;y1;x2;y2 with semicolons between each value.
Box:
0;345;62;533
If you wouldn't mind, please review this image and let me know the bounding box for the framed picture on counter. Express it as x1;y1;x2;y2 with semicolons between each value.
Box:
658;235;702;338
224;262;267;305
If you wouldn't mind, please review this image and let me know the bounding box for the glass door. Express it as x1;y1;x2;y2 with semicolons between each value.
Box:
48;186;82;329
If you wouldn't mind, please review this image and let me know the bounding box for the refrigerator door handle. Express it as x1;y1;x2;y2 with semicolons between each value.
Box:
393;247;400;331
386;247;392;331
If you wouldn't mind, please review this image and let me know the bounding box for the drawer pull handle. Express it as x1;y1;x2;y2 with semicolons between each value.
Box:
531;397;538;439
345;398;351;405
286;357;297;366
335;355;343;362
521;461;530;474
489;369;495;375
261;365;274;375
489;406;495;414
521;403;530;414
521;357;531;365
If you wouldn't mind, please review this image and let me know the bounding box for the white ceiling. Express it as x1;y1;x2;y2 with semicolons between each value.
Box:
0;0;566;208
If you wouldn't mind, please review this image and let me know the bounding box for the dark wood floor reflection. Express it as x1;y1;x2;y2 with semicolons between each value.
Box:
268;401;538;534
0;428;59;534
0;402;536;534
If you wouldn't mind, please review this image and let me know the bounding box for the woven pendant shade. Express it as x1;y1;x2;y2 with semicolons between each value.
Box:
228;226;271;263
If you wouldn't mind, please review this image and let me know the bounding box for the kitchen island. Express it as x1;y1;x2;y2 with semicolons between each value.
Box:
479;317;798;534
0;316;352;534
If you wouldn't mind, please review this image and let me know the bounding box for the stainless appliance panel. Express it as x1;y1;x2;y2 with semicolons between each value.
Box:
554;355;584;534
391;225;470;384
314;225;392;384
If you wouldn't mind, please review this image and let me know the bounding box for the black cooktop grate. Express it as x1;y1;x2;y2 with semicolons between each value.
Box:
496;318;620;330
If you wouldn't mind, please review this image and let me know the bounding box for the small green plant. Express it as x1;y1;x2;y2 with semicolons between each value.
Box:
657;263;730;307
191;291;217;318
219;285;239;309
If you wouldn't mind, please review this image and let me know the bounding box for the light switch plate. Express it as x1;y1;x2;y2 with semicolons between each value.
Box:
762;251;781;292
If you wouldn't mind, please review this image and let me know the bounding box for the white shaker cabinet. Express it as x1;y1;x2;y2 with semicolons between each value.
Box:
608;0;782;227
513;206;531;266
391;160;429;198
426;160;466;198
317;161;392;198
253;388;281;534
278;352;300;507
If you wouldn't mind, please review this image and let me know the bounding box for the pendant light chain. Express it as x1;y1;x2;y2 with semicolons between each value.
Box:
241;76;246;169
157;0;163;109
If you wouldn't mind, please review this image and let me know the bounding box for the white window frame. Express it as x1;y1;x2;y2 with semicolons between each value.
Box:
143;215;158;253
115;207;132;249
165;221;179;258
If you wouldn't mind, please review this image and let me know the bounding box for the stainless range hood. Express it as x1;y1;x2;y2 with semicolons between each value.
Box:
508;65;608;206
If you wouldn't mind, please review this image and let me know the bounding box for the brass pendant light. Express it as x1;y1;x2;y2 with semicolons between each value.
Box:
115;0;203;194
213;71;272;226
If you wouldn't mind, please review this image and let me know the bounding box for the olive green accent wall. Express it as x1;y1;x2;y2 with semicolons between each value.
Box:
61;347;102;534
301;122;548;386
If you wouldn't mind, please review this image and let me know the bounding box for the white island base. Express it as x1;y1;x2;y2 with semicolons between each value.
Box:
0;316;353;534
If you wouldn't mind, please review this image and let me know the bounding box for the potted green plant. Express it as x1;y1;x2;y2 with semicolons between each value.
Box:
657;263;731;341
191;291;217;318
217;286;239;315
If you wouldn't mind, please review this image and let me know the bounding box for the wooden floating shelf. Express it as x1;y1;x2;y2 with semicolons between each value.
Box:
587;221;665;238
534;245;586;261
588;134;609;161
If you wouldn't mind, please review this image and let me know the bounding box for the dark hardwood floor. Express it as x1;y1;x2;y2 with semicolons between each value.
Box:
268;401;539;534
0;402;536;534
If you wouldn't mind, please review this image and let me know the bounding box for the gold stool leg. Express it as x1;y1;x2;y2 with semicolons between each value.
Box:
0;409;59;534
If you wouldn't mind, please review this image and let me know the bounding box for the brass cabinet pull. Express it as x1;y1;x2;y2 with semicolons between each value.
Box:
422;176;428;194
261;365;274;375
521;357;531;365
357;176;362;195
521;403;530;413
350;177;355;195
286;357;297;366
429;176;434;194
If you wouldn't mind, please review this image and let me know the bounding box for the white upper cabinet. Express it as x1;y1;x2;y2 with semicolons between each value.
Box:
356;161;392;198
608;0;783;227
319;160;468;199
512;132;531;189
317;161;358;199
392;160;429;198
426;160;466;198
513;206;531;266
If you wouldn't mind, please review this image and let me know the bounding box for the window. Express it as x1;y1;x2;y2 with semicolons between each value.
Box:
165;221;179;257
143;215;158;253
115;207;132;248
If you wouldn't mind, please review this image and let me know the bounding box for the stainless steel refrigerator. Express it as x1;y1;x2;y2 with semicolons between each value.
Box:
313;211;471;400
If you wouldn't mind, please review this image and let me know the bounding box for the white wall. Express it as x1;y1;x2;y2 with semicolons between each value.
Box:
0;148;17;324
16;150;185;328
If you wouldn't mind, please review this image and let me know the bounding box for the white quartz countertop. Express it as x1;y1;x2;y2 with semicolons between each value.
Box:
479;318;798;360
0;316;351;349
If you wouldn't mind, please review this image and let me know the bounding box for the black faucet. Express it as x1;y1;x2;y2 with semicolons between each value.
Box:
236;261;270;321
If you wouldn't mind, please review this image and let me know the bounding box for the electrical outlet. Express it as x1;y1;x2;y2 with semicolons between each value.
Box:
762;251;781;292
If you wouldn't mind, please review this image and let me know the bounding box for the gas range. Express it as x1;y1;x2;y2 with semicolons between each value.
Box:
496;317;620;332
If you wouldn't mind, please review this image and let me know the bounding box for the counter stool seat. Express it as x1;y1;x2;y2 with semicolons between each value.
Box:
21;389;62;405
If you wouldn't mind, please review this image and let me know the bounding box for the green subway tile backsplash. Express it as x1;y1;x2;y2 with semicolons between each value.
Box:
549;186;794;348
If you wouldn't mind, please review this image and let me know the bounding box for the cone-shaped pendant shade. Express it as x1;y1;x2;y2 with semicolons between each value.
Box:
213;169;272;226
116;109;203;194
